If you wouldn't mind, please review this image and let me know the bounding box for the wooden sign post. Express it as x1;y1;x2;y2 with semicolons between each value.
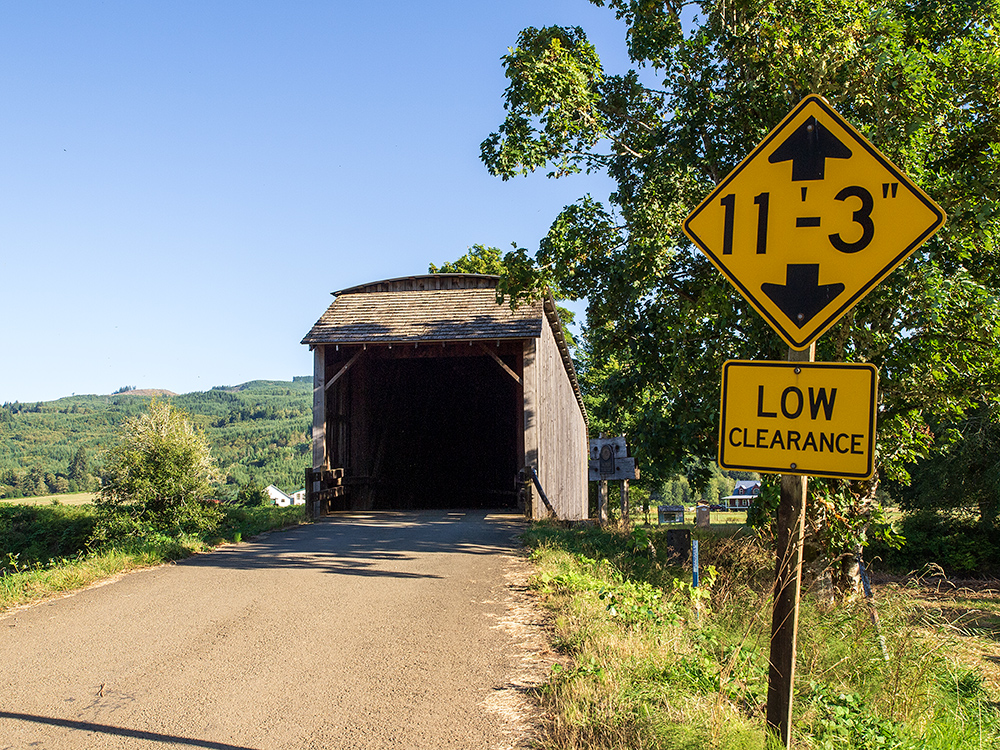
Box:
588;435;638;526
765;345;813;745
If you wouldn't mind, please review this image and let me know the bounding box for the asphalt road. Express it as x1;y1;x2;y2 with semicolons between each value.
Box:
0;510;545;750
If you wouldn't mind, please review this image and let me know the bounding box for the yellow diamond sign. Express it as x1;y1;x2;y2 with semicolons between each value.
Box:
684;95;945;349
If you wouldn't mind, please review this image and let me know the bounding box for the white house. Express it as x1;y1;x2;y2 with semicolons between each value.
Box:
266;485;302;507
721;480;761;510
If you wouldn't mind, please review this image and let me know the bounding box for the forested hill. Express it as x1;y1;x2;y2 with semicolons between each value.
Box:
0;378;313;500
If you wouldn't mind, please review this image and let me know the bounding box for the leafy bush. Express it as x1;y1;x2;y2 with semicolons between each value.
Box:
870;511;1000;576
805;683;904;750
0;503;96;573
234;483;272;507
214;505;306;542
93;400;222;543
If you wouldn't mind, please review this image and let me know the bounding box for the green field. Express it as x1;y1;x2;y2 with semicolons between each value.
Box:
635;508;749;527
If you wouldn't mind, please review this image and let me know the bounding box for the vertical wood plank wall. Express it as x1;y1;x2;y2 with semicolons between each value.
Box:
522;339;539;483
312;346;327;470
526;319;589;520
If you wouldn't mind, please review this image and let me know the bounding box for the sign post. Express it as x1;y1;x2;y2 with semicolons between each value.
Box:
682;94;944;747
588;436;638;526
766;345;812;747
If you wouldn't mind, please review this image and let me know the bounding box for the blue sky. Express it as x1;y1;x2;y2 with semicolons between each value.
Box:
0;1;635;402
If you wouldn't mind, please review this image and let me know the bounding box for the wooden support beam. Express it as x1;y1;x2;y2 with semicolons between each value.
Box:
325;348;364;390
477;343;521;384
312;347;328;472
525;466;556;518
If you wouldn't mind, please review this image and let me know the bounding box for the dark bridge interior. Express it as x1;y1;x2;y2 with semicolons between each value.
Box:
348;353;520;510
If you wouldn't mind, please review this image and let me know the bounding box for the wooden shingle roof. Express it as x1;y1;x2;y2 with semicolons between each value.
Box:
301;273;587;426
301;276;544;345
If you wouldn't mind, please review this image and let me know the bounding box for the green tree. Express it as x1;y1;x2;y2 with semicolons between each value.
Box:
892;402;1000;524
481;1;1000;571
27;467;46;496
235;483;272;507
430;245;578;348
68;446;90;490
96;400;221;535
429;244;507;276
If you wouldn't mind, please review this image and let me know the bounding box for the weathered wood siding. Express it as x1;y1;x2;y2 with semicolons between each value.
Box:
312;345;327;470
523;315;588;520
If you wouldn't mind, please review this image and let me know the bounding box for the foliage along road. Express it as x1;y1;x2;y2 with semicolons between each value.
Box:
0;511;545;749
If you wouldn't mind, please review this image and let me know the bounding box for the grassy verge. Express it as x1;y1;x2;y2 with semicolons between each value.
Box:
523;521;1000;749
0;503;308;613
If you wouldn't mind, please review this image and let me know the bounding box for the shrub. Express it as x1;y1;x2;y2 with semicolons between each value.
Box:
92;400;222;545
234;483;272;507
870;511;1000;576
0;504;96;573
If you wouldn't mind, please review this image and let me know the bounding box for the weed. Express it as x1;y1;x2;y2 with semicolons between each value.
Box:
522;521;1000;750
805;682;905;749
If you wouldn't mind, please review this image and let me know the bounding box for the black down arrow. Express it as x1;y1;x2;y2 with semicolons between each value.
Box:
768;116;852;181
761;264;845;328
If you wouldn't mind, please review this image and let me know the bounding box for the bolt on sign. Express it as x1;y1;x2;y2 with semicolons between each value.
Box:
683;95;945;350
718;361;878;479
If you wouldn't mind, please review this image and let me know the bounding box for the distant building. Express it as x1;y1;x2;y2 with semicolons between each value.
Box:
720;480;761;510
265;485;303;507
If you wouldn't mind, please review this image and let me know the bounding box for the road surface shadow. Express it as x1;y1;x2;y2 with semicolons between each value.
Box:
182;510;526;579
0;711;259;750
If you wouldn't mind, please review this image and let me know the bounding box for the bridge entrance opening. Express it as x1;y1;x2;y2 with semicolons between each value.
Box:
324;346;522;511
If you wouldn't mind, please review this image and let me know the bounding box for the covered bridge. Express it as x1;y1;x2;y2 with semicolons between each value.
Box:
301;274;589;519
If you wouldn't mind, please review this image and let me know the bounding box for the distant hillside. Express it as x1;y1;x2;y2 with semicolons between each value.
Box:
117;388;178;398
0;377;313;500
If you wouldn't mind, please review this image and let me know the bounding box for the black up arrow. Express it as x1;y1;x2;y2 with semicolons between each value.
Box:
761;264;845;328
768;116;852;181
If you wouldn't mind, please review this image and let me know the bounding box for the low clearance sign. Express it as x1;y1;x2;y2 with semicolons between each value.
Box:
718;361;878;479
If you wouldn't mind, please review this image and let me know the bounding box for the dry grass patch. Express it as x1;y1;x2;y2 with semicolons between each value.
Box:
523;522;1000;750
1;492;96;506
879;579;1000;697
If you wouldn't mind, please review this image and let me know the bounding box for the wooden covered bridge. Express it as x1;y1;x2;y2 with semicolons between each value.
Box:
301;274;589;519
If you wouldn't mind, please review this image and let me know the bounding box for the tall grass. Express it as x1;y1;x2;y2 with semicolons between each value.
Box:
523;522;1000;749
0;545;180;612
